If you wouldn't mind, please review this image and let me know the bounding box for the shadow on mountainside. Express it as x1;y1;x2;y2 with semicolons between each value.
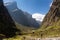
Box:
0;0;21;39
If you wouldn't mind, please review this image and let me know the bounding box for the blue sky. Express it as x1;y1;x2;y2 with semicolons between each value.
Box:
3;0;53;21
4;0;52;14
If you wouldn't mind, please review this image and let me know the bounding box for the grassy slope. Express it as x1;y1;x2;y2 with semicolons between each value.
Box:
2;21;60;40
2;22;60;40
31;20;60;38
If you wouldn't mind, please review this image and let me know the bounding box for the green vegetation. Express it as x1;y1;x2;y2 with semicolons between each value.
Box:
31;20;60;38
15;22;35;33
1;20;60;39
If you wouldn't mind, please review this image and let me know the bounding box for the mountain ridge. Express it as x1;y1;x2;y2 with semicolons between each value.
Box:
4;1;40;28
41;0;60;29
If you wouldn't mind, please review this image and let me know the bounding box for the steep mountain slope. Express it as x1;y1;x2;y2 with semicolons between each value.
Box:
41;0;60;29
32;0;60;38
4;1;39;28
0;0;20;38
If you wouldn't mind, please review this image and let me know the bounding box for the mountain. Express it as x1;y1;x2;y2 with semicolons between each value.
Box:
41;0;60;29
4;1;40;28
31;0;60;38
0;0;20;38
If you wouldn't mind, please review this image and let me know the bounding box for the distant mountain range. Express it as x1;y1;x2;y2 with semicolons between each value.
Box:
4;1;40;28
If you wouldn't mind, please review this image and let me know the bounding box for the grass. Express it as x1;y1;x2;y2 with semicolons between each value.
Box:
30;20;60;38
1;21;60;40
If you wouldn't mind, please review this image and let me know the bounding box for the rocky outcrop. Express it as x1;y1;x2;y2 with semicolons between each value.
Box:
41;0;60;28
4;1;39;28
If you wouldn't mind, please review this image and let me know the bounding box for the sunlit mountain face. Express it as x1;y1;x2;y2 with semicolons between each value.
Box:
4;1;40;28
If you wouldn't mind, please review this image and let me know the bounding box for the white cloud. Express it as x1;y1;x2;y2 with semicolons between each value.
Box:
32;13;45;22
50;1;53;7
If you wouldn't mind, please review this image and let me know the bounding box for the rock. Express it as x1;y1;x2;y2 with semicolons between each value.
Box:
41;0;60;28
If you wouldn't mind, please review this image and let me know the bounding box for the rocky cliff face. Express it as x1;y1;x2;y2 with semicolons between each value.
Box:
0;0;20;38
4;1;39;28
41;0;60;29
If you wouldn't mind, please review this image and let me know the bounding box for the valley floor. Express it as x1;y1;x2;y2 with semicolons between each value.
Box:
3;35;60;40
